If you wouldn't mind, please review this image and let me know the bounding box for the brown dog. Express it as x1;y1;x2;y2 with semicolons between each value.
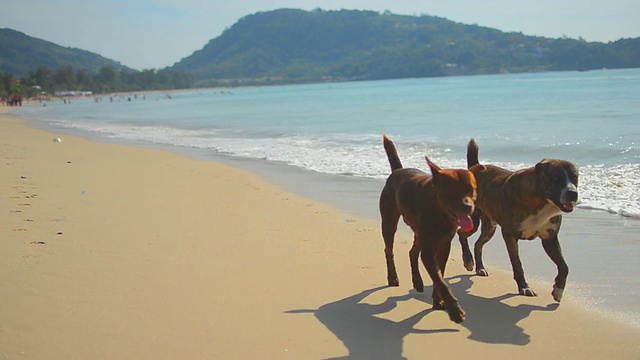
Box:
458;139;578;302
379;135;476;323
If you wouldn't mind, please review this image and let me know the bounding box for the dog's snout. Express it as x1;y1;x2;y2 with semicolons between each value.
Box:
462;197;474;212
565;189;578;203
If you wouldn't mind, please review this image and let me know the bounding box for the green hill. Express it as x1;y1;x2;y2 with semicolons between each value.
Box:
171;8;640;84
0;28;130;78
3;9;639;89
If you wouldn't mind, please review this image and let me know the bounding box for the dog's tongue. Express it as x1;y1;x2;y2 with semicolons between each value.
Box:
457;214;474;232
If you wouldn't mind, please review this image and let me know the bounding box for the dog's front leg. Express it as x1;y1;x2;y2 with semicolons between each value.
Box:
541;232;568;302
420;243;465;323
458;211;480;271
431;238;454;309
457;231;474;272
502;231;536;297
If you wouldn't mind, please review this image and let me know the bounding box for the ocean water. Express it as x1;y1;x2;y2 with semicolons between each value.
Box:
18;69;640;218
11;68;640;327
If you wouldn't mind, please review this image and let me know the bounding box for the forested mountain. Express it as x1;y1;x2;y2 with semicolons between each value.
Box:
0;28;130;78
171;8;640;84
2;8;639;94
0;28;194;97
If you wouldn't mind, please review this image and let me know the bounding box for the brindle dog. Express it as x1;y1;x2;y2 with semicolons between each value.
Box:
379;135;476;323
458;139;578;302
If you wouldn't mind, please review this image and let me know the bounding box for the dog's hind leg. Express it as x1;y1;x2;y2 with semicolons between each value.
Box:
409;235;423;292
474;217;497;276
380;186;401;287
381;213;401;287
382;219;400;286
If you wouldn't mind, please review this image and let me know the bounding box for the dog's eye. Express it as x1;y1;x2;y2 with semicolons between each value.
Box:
568;174;578;186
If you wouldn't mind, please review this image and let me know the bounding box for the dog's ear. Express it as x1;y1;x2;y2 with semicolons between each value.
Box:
425;156;442;177
535;159;551;178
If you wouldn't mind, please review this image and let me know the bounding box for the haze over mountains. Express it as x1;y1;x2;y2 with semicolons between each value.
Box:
2;9;639;86
0;28;130;78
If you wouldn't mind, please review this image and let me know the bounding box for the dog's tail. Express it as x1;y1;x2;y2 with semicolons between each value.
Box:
383;135;403;171
467;138;480;169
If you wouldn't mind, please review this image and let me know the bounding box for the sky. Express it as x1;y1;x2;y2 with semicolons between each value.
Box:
2;0;639;70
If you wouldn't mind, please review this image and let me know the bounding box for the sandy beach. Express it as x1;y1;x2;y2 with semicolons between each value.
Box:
1;111;638;359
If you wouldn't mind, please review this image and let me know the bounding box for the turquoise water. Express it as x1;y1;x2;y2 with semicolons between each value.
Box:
18;68;640;217
11;68;640;327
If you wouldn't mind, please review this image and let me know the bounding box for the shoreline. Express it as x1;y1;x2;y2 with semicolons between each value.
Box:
8;88;640;222
12;103;639;222
7;106;640;326
15;104;640;326
1;111;639;358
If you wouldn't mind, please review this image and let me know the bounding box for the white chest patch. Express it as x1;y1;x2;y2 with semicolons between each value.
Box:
519;202;562;239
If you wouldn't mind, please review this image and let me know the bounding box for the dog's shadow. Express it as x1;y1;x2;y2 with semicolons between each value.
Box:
286;286;455;360
448;274;559;345
286;275;558;359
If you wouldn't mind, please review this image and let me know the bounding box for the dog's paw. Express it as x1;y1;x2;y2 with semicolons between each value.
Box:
432;300;445;311
387;278;399;287
412;278;424;293
519;287;538;297
463;260;474;272
476;268;489;277
552;287;564;302
461;253;474;271
446;303;466;324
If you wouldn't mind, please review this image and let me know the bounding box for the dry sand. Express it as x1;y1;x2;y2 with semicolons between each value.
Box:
1;112;638;359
